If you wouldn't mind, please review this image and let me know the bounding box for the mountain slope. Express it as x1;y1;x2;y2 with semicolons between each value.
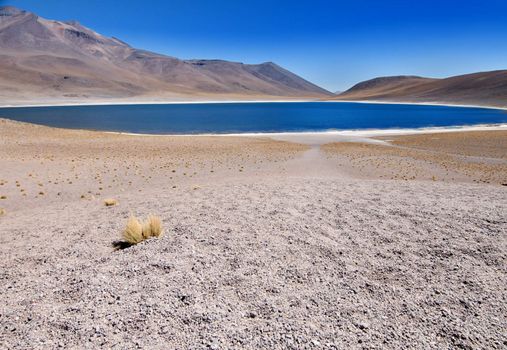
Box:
333;72;507;108
0;6;332;104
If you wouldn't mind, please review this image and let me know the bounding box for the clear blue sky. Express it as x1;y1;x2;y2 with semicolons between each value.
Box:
3;0;507;91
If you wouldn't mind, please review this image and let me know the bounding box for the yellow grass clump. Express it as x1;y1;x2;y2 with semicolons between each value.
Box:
122;216;144;245
121;214;163;246
142;215;163;238
104;198;118;206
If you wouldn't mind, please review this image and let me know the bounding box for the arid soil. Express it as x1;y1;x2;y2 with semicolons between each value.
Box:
0;120;506;349
322;131;507;185
0;119;307;212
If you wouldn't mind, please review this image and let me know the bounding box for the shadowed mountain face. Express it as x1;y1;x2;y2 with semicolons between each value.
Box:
0;6;332;103
333;72;507;108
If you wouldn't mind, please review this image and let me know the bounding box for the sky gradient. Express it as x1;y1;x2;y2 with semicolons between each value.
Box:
3;0;507;92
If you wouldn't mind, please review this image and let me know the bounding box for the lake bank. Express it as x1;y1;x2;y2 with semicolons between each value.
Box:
0;101;505;135
1;98;506;110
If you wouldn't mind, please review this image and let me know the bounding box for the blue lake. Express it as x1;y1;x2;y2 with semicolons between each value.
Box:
0;102;505;134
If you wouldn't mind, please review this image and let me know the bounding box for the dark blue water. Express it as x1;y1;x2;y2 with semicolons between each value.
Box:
0;102;505;134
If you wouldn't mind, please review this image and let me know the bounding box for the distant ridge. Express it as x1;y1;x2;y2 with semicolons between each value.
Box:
0;6;332;104
332;72;507;108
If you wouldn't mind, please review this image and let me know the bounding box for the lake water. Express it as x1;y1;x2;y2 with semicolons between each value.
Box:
0;102;505;134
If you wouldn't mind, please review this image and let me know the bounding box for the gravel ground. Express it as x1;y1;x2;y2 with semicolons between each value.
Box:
1;178;506;349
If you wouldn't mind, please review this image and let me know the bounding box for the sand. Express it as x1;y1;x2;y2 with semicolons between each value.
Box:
2;99;507;110
324;99;507;111
322;131;507;184
0;98;316;108
0;119;506;349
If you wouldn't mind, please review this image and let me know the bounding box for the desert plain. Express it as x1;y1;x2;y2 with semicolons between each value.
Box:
0;118;506;349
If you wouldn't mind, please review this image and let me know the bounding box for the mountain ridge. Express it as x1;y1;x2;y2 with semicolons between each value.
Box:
0;6;332;104
332;71;507;108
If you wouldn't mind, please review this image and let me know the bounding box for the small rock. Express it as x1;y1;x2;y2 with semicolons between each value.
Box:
208;341;219;350
356;322;369;331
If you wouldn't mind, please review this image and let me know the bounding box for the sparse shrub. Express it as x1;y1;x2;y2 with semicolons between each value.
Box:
122;216;144;245
119;214;163;247
104;198;118;206
0;195;6;199
0;208;5;216
143;215;162;238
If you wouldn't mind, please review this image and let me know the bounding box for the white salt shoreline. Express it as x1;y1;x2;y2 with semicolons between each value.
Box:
103;124;507;145
104;123;507;137
323;99;507;111
0;99;506;111
2;116;506;145
0;99;312;108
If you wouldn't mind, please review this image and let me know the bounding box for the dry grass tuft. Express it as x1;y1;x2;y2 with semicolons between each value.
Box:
145;215;163;238
0;208;5;216
104;198;118;206
122;216;144;245
119;214;163;248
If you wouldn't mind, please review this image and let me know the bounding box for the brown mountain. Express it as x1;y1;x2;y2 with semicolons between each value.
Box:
0;6;332;104
333;71;507;108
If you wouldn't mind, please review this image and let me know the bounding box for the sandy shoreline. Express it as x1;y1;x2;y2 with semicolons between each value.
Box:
234;124;507;144
0;99;314;108
1;119;506;348
28;123;507;147
1;98;506;111
323;99;507;111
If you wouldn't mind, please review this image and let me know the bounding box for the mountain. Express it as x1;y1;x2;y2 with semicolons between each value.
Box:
338;76;436;97
333;71;507;108
0;6;332;104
